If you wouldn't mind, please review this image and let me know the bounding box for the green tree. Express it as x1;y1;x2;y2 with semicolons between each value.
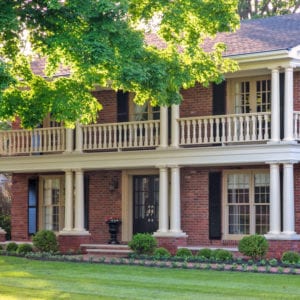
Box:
0;0;239;128
238;0;300;20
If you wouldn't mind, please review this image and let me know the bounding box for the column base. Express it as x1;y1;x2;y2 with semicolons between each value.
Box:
154;231;188;238
265;233;300;240
154;233;188;255
58;231;91;253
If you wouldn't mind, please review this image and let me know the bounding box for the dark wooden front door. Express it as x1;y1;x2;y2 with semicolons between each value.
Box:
133;175;159;234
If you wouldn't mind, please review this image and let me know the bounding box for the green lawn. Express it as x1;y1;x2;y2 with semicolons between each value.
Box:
0;256;300;300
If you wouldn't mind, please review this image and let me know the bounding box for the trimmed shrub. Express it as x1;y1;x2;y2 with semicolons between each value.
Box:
6;242;18;252
32;230;58;253
175;248;192;258
213;249;233;261
238;235;269;260
128;233;157;255
0;215;11;240
153;247;171;258
17;243;33;255
281;251;300;264
196;248;213;259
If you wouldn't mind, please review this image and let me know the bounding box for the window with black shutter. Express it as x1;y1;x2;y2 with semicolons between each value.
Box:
117;90;129;122
28;178;38;235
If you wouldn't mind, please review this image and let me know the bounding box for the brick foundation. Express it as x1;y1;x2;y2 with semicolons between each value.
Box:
58;234;91;254
0;230;6;242
267;240;300;259
156;236;188;255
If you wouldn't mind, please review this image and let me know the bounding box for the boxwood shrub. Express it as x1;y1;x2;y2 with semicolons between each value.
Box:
238;234;269;260
128;233;157;255
175;248;192;258
33;230;58;253
281;251;300;264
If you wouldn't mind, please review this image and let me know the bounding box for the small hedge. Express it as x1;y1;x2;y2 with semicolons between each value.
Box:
17;243;33;254
238;235;269;260
213;249;233;261
128;233;157;255
6;242;18;252
281;251;300;264
175;248;192;258
153;247;171;258
33;230;58;253
196;248;213;259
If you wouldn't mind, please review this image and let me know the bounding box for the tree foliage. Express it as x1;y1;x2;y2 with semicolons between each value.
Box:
0;0;239;128
238;0;300;20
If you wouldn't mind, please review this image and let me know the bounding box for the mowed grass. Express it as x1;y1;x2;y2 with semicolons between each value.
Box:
0;257;300;300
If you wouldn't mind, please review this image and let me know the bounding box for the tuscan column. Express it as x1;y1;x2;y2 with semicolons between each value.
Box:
267;163;281;236
284;67;294;142
171;104;180;148
156;166;169;233
170;165;182;233
62;170;73;231
74;169;85;232
75;122;83;152
282;162;296;236
270;68;280;143
160;106;168;148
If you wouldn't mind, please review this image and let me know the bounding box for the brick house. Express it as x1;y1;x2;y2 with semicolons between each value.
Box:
1;13;300;258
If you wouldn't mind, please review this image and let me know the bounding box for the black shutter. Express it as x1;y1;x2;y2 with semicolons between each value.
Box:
117;90;129;122
84;175;89;230
28;178;38;235
212;81;226;115
280;73;284;140
209;172;222;240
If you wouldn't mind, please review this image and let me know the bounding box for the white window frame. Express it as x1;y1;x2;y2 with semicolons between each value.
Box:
227;75;271;114
39;175;65;232
222;169;270;240
129;102;160;121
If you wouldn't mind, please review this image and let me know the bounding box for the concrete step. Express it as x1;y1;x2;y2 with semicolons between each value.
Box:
81;244;133;258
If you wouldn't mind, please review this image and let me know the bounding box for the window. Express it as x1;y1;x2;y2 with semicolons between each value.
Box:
229;76;271;114
223;171;270;239
130;102;160;121
40;176;65;232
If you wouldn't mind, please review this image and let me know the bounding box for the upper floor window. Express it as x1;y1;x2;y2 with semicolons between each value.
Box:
229;76;271;114
130;102;160;121
223;170;270;239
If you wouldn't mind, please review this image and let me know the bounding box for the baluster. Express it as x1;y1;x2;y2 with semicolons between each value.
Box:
128;124;133;147
19;131;23;153
133;123;138;147
48;129;52;151
113;125;117;148
92;126;98;150
245;115;250;141
239;116;244;141
251;115;257;141
192;120;197;144
144;122;149;147
118;124;123;148
227;116;232;142
214;118;220;143
149;122;154;146
155;121;159;146
221;117;226;143
87;126;91;150
98;126;103;148
264;114;269;140
257;115;263;140
203;119;208;143
209;118;214;143
186;120;191;144
233;116;238;142
57;128;61;151
180;120;185;145
197;120;202;144
108;125;112;148
123;124;128;148
138;123;143;147
103;126;107;148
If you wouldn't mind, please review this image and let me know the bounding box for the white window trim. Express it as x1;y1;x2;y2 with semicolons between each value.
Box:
222;169;269;240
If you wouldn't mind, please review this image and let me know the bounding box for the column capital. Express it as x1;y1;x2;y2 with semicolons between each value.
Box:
155;164;168;169
282;160;299;165
168;164;181;169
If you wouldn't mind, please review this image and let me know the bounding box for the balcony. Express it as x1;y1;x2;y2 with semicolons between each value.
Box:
0;112;299;156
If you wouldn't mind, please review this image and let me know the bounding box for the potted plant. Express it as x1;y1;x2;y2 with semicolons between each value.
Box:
105;217;121;244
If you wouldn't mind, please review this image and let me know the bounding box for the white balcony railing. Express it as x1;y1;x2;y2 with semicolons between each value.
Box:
0;127;66;155
178;112;271;146
81;120;160;151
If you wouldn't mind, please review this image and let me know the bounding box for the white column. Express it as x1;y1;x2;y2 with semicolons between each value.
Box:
171;104;180;148
157;166;169;233
65;128;74;153
283;162;296;235
267;163;281;235
75;122;83;152
63;170;73;231
284;67;294;142
271;68;280;143
170;165;182;233
159;106;168;148
74;169;85;232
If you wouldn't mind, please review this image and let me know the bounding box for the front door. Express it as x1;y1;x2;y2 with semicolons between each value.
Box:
133;175;159;234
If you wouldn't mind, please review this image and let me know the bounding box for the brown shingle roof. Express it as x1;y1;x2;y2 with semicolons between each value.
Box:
204;13;300;56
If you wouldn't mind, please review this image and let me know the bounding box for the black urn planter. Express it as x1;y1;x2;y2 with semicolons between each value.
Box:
107;221;121;244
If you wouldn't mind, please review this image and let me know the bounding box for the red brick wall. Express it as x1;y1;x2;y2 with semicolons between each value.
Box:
294;71;300;111
180;83;212;118
92;90;117;124
58;235;91;253
87;170;122;244
11;174;31;241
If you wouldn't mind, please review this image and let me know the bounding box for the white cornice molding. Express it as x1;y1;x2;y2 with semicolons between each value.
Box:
1;143;300;173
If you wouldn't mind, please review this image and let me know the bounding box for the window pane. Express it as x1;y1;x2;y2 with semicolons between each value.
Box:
228;174;249;203
254;173;270;204
228;205;250;234
256;205;269;234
